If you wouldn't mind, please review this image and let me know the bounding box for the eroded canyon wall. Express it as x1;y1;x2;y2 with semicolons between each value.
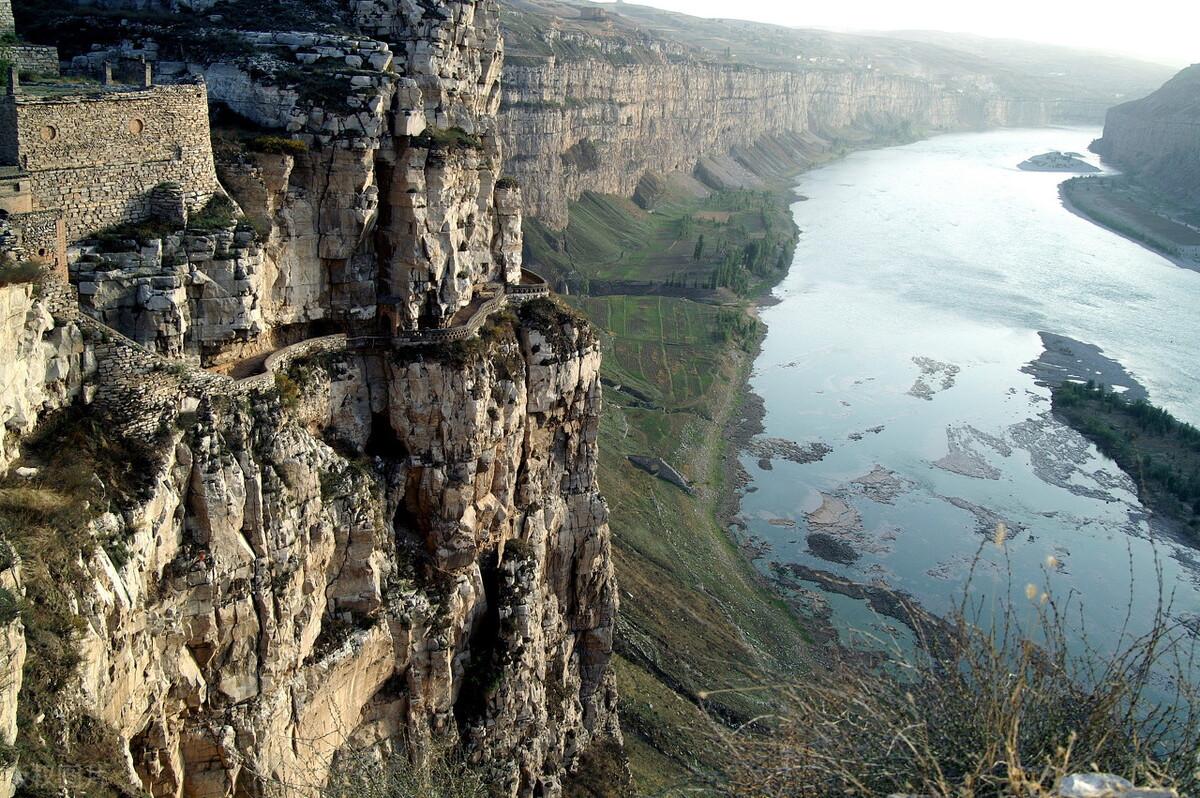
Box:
0;1;622;795
498;46;1110;228
1;280;617;797
1092;64;1200;205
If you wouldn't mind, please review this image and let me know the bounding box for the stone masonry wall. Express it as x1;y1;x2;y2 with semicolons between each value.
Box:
1;45;59;76
2;83;220;242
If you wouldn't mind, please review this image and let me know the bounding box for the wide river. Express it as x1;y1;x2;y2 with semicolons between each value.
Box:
740;127;1199;657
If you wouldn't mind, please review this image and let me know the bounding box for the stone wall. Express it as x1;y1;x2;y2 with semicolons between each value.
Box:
10;209;65;271
1;45;59;76
71;2;511;336
0;0;12;35
0;83;220;242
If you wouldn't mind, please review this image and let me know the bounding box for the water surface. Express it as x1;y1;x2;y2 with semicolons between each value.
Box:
741;128;1200;655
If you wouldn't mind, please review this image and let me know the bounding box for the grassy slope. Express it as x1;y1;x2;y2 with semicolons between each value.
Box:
1061;177;1200;267
536;185;813;792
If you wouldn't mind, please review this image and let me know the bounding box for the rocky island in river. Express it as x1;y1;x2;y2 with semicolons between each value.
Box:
1018;150;1100;172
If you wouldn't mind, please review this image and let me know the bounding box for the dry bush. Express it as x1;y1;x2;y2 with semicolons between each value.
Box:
719;548;1200;797
320;740;488;798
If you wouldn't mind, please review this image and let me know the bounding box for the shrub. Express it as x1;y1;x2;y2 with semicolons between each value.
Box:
560;138;600;171
321;741;487;798
275;371;301;411
92;219;177;252
248;135;309;156
189;194;239;231
0;585;18;625
0;258;41;287
720;558;1200;797
495;175;520;190
416;126;483;151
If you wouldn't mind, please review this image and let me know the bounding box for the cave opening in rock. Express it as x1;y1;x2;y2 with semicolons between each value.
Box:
453;549;503;730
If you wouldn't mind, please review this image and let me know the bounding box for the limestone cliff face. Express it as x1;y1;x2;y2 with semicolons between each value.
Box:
70;0;515;356
0;287;616;797
0;283;86;474
0;561;23;798
500;57;1098;228
1092;64;1200;205
2;1;620;795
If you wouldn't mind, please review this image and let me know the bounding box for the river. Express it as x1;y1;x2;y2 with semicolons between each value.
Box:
739;127;1199;658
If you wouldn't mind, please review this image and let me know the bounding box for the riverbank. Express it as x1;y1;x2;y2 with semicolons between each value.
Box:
1060;176;1200;272
1051;382;1200;541
532;177;822;791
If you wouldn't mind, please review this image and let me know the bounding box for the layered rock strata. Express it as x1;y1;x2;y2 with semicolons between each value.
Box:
1092;64;1200;205
500;59;1103;228
68;3;516;352
1;1;622;795
0;283;617;797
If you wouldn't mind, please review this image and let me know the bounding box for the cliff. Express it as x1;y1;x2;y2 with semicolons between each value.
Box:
1092;64;1200;205
496;0;1171;228
500;61;1068;228
0;0;623;795
0;279;618;797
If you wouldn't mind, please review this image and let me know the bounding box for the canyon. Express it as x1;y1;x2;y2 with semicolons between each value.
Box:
0;0;1179;796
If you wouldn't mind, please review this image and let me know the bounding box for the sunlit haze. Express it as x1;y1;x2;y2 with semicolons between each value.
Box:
593;0;1197;67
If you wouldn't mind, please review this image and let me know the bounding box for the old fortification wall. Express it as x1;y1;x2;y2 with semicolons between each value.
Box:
1;45;59;76
0;83;220;242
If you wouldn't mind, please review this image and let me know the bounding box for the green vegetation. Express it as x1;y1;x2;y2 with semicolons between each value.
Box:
321;742;487;798
526;185;797;298
0;410;159;796
92;219;178;252
561;138;601;172
275;371;302;411
725;576;1200;797
415;127;484;152
1053;381;1200;536
539;177;811;790
495;175;521;190
1061;177;1200;264
14;0;351;60
247;135;309;156
0;258;42;288
188;194;239;231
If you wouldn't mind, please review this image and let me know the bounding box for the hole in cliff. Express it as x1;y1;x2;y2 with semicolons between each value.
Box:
365;411;404;459
453;550;503;730
392;469;425;552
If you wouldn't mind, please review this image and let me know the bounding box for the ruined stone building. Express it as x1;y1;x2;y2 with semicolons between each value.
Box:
0;78;221;266
0;0;220;295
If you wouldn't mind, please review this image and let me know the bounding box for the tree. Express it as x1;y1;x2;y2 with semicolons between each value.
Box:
693;235;705;262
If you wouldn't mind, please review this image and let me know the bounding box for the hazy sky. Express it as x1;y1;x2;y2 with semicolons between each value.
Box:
597;0;1197;67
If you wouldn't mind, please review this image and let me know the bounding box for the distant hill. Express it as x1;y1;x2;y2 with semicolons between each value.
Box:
501;0;1173;106
1092;64;1200;205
